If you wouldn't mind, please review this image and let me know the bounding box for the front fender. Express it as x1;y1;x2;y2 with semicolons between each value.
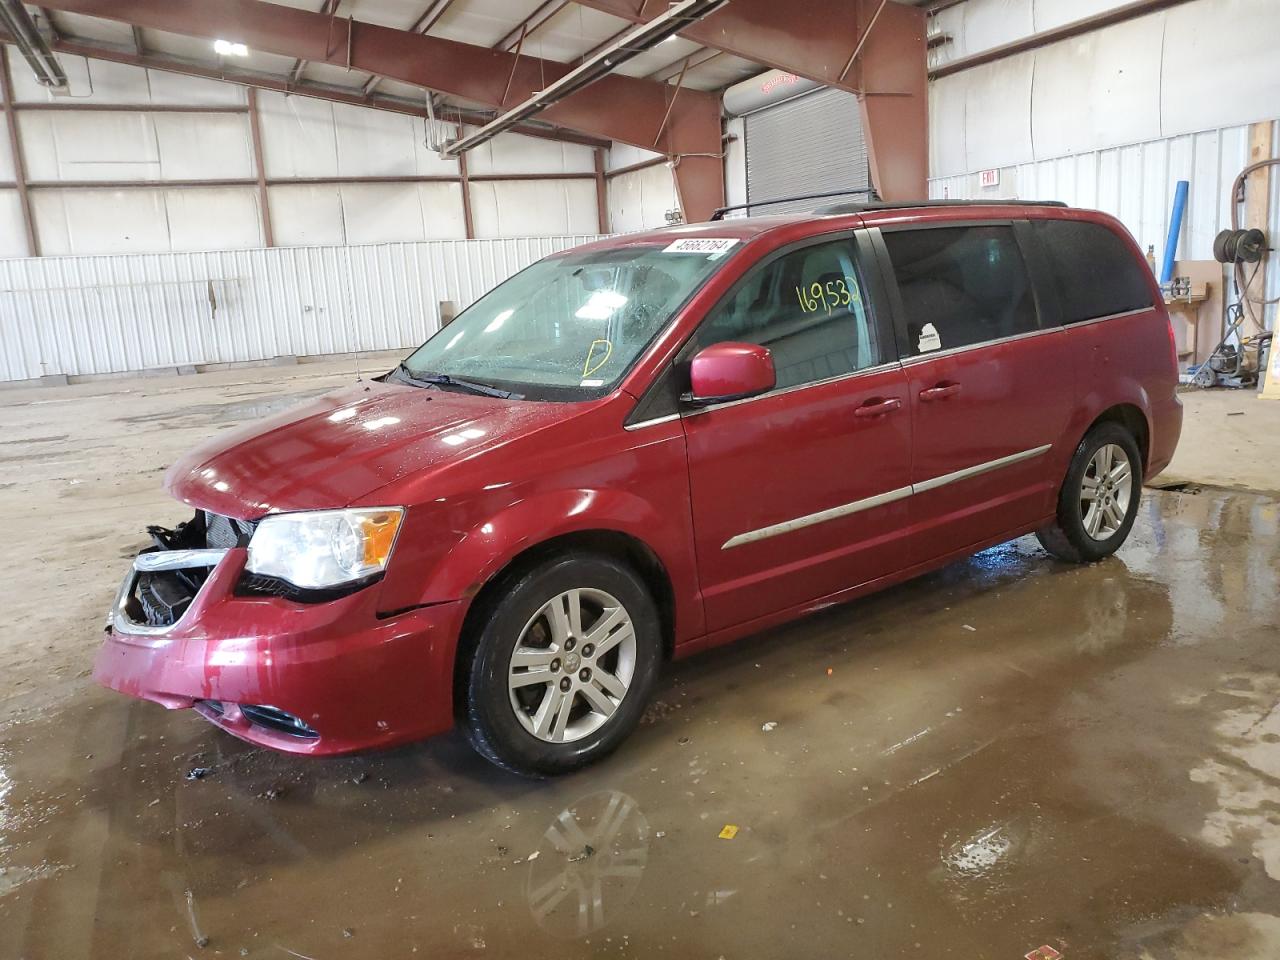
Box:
379;484;704;646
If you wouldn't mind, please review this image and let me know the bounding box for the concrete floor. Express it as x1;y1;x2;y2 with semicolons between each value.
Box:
2;365;1279;959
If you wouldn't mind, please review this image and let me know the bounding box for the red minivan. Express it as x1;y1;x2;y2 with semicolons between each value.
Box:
96;201;1182;775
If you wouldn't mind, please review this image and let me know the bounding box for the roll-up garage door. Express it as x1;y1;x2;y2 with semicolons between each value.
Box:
744;87;870;216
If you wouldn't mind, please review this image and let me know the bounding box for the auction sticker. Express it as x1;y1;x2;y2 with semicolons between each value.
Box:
663;238;739;258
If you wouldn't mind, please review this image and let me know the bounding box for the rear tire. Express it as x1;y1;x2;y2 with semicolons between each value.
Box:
458;552;661;777
1036;422;1142;563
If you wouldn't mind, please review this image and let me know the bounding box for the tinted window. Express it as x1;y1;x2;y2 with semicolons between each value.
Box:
693;238;880;390
1034;219;1154;324
883;225;1038;357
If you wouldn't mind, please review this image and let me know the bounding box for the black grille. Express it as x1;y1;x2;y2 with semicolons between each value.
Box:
205;511;255;549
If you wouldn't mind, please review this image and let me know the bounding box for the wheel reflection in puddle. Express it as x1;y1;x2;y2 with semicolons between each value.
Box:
525;790;649;939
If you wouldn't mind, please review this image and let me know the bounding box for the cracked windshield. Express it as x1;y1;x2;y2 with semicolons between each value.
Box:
401;243;733;398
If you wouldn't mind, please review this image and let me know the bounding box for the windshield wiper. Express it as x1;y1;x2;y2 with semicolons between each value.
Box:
395;364;519;400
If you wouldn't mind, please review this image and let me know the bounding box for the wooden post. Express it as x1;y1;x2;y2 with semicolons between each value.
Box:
458;150;475;239
594;147;610;234
1;48;38;257
1246;122;1280;399
246;87;275;247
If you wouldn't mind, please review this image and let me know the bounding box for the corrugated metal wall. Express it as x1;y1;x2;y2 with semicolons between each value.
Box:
0;235;598;382
929;121;1280;331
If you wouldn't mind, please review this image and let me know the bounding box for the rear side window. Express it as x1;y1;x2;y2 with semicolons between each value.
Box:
883;225;1038;357
1033;219;1154;324
693;237;881;390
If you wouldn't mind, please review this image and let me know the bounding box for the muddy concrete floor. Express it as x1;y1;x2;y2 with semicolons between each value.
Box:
1;368;1279;959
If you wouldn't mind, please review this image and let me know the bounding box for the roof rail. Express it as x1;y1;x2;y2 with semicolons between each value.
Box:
709;193;1069;221
709;188;878;221
814;199;1069;215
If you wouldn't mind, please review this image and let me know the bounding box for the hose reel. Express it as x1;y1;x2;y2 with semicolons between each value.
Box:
1213;227;1267;264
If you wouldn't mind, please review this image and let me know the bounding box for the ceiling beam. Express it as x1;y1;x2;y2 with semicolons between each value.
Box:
286;0;340;88
364;0;458;98
444;0;726;157
572;0;929;200
7;33;611;149
34;0;726;218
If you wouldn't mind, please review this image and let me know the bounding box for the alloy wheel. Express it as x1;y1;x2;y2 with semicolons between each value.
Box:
1080;442;1133;540
508;588;637;743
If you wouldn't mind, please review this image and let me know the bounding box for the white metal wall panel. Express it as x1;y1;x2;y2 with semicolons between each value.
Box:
32;188;170;256
19;111;160;182
146;72;248;107
152;113;254;180
165;188;264;252
606;143;664;173
258;92;341;180
0;235;600;382
928;121;1280;331
466;128;596;176
930;0;1280;177
468;180;598;238
333;103;443;178
607;163;678;234
0;190;26;259
268;184;346;248
744;87;869;215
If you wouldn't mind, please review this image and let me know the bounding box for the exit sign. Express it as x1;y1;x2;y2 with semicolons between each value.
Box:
979;168;1001;187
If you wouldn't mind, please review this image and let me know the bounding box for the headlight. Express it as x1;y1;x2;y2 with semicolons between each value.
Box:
246;508;405;590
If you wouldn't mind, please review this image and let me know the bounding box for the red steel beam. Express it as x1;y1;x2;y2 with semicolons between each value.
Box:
572;0;928;200
37;0;726;220
11;34;611;149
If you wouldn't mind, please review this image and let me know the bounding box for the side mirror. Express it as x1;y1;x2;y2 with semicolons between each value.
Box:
686;342;776;406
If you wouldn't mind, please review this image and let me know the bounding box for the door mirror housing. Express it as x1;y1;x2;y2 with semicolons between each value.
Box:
686;342;776;406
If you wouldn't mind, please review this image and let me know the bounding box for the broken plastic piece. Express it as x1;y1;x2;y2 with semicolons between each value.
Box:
718;824;739;840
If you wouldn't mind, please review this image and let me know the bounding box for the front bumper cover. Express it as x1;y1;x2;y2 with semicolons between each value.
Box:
95;546;463;755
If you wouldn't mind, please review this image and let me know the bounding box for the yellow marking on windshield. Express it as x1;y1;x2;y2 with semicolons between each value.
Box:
583;339;613;378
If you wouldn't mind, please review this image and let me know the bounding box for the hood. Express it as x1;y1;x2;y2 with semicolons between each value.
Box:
165;380;574;519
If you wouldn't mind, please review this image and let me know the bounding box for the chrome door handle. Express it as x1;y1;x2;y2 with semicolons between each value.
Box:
853;397;903;419
919;383;961;402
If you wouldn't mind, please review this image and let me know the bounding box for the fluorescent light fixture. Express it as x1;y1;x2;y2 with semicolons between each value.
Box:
576;290;628;321
213;39;249;57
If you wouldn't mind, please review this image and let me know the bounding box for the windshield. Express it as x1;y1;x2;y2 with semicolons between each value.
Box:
401;242;735;400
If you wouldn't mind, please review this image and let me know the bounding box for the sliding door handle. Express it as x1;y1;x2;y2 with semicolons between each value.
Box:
919;382;961;402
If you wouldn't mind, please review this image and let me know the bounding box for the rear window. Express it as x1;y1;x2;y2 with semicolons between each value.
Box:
1033;219;1154;324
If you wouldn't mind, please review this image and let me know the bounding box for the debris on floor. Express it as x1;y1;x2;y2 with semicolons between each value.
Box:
1025;946;1063;960
761;721;777;732
185;767;212;781
718;825;739;840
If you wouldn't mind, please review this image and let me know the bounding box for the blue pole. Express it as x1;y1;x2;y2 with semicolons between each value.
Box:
1160;180;1189;284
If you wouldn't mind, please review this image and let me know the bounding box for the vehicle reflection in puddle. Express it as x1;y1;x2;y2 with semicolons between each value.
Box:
525;790;650;938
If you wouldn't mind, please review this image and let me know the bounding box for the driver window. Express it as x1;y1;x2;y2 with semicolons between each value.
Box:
692;238;880;391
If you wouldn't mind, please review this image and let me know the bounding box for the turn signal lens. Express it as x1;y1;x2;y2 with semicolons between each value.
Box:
359;510;402;567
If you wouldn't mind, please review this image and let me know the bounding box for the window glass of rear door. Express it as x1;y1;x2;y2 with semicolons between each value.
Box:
882;225;1038;357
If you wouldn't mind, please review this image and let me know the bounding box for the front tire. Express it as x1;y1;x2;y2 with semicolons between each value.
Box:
459;552;662;777
1036;422;1142;563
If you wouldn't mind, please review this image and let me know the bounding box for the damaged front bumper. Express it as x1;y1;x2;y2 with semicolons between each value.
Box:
95;521;464;755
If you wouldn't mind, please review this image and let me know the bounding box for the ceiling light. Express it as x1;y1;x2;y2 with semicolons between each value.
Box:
213;39;249;57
